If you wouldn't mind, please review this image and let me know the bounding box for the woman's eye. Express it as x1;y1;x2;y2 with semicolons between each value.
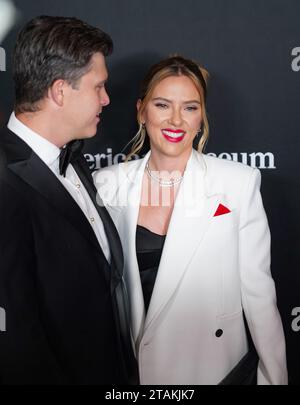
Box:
154;103;168;109
185;106;198;111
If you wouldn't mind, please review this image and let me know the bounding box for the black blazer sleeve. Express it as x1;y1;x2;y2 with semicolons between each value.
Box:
0;179;68;384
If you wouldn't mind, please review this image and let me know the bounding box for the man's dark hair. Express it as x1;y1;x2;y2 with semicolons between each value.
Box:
13;15;113;113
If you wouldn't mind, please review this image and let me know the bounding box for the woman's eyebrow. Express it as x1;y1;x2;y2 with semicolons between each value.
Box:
152;97;200;104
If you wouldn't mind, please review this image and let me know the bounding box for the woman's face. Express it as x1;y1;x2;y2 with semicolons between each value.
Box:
140;75;202;161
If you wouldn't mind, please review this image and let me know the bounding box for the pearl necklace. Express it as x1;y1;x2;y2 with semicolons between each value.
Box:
146;161;184;187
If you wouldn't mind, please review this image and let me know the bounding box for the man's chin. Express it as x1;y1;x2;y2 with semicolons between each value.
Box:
80;129;98;139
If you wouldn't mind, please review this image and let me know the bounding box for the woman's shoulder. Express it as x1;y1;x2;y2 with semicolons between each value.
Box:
201;152;257;178
198;152;262;206
198;151;260;195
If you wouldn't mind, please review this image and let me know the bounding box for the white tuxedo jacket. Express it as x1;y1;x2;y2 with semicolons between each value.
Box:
94;150;287;385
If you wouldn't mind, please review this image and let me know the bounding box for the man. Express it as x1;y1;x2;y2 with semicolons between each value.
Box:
0;16;136;384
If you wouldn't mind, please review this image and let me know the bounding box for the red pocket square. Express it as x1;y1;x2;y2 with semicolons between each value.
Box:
214;204;231;217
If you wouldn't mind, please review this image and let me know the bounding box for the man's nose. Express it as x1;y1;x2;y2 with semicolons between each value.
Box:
100;87;110;106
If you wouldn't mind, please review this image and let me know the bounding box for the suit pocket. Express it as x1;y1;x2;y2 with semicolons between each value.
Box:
208;210;239;238
212;209;238;225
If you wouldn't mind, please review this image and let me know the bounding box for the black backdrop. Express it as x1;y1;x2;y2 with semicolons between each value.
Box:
0;0;299;384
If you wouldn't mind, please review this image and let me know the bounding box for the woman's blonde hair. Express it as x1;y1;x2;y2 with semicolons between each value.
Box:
126;55;209;161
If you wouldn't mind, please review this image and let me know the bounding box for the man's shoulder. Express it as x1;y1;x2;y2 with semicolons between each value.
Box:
0;126;31;163
0;125;15;144
0;129;33;202
0;169;29;212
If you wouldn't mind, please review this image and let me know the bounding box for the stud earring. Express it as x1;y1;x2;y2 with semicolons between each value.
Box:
196;128;202;138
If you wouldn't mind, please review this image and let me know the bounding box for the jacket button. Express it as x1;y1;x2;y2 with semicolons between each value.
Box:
215;329;223;338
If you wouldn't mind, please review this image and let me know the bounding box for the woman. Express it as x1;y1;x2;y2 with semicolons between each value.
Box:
94;56;288;384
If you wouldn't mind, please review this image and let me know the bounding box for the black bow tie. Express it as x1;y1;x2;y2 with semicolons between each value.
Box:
59;139;84;177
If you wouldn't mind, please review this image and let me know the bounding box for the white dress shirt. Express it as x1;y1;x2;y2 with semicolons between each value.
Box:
7;112;111;263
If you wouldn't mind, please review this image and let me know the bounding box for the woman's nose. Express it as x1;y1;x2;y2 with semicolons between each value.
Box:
169;107;183;127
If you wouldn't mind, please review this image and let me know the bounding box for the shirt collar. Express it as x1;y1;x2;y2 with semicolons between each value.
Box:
7;112;61;168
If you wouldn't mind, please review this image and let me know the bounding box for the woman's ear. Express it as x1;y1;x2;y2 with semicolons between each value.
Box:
136;99;145;123
136;99;142;112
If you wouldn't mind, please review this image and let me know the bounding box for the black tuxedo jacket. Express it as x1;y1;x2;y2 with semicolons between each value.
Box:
0;128;135;385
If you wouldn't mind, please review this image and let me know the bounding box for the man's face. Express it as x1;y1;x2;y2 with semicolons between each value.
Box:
63;52;109;140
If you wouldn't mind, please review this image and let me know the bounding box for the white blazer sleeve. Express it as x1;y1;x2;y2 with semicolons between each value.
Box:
239;168;288;385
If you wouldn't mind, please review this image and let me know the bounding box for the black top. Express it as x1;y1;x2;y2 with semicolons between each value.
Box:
136;225;166;312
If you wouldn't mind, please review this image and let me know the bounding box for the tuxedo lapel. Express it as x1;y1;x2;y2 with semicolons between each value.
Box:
74;155;124;285
144;150;223;333
74;156;138;382
8;151;102;253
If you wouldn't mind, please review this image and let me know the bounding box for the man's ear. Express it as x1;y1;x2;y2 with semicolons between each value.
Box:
48;79;66;107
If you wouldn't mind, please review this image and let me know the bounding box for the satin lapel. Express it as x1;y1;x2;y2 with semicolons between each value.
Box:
144;151;222;332
75;155;124;274
8;152;101;253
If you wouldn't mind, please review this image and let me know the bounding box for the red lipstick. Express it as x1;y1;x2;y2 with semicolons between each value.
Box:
161;128;186;143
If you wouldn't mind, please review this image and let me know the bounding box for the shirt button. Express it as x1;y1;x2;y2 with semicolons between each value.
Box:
215;329;223;338
90;217;95;223
76;183;81;189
